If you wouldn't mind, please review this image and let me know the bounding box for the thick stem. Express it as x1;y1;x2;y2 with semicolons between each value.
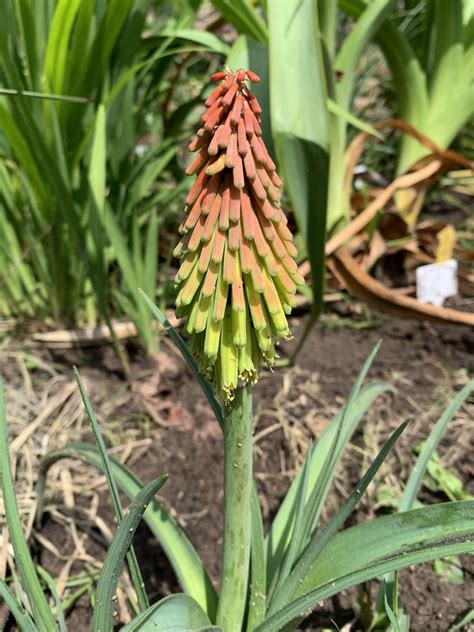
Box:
216;385;253;631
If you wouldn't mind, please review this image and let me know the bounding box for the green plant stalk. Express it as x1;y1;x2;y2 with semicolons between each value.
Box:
216;385;253;630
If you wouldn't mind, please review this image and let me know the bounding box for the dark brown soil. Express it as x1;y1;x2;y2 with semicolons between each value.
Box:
21;316;474;630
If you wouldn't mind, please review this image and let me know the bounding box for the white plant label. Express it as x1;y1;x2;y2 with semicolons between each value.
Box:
416;259;458;307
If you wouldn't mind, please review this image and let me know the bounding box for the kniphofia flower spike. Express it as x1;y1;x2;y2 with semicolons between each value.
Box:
174;68;303;401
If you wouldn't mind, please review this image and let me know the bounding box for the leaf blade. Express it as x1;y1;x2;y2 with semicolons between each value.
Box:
37;444;218;618
92;476;168;632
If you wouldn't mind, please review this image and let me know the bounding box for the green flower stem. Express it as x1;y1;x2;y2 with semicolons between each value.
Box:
217;384;253;630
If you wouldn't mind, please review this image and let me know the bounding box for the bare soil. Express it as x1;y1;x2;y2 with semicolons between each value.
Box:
3;315;474;631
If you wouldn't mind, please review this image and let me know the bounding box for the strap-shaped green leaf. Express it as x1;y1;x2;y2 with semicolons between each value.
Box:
268;418;411;614
37;444;217;619
379;378;474;626
266;342;392;585
92;476;168;632
267;0;329;319
210;0;268;44
74;368;149;611
140;290;224;428
400;379;474;512
257;501;474;631
160;28;230;55
297;341;383;547
267;445;311;604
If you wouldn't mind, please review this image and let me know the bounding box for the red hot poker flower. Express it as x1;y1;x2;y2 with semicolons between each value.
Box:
174;68;304;401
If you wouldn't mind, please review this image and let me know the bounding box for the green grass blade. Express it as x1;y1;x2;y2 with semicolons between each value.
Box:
14;1;40;90
448;608;474;632
268;418;411;614
246;484;266;632
92;476;168;632
0;377;57;631
44;0;82;93
37;444;218;619
140;289;224;429
257;501;474;632
399;379;474;512
74;368;149;612
80;0;134;96
35;566;67;632
0;579;39;632
265;379;393;586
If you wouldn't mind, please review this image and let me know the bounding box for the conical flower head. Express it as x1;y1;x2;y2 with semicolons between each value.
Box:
174;68;304;401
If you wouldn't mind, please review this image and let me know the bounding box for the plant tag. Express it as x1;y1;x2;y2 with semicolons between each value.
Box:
416;259;458;307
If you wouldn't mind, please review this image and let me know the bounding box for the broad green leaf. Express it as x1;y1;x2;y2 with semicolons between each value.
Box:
267;340;383;579
340;0;474;174
268;0;329;317
37;444;217;619
92;476;168;632
88;104;106;215
301;499;474;597
0;377;57;632
121;594;223;631
257;501;474;631
377;380;473;628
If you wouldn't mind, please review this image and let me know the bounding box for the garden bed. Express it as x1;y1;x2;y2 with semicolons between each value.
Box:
2;313;472;631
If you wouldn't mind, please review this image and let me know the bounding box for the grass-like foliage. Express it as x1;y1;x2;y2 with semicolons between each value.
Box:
0;0;226;354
